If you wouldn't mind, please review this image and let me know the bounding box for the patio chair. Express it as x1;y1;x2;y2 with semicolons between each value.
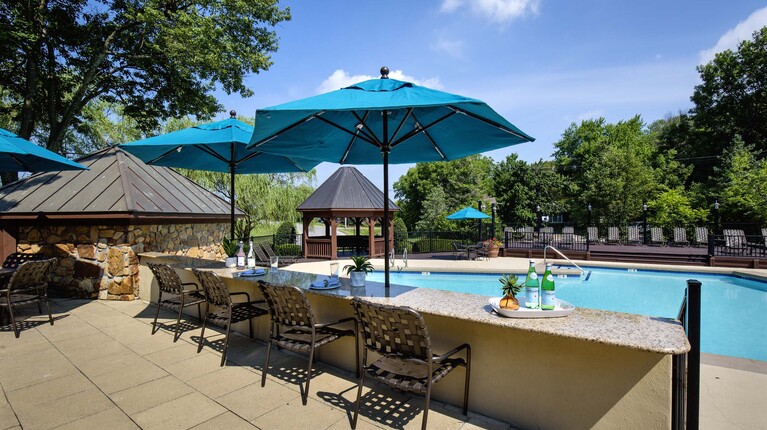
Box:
147;263;206;342
538;226;553;247
0;258;56;338
587;226;600;244
627;226;642;245
723;229;749;255
350;297;471;430
192;269;269;366
256;281;358;405
763;228;767;249
262;242;298;266
649;227;667;246
606;227;621;244
2;252;48;269
693;226;708;247
251;243;271;267
560;226;574;248
672;227;690;247
521;226;535;242
451;242;465;260
474;241;489;260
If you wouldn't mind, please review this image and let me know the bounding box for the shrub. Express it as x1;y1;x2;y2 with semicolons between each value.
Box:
275;221;296;245
394;217;409;252
275;243;301;256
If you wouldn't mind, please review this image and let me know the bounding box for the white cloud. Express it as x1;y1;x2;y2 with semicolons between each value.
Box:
430;33;467;60
316;69;443;94
568;110;606;124
440;0;540;24
699;6;767;64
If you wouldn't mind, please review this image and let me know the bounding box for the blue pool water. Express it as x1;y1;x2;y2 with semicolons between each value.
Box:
366;268;767;362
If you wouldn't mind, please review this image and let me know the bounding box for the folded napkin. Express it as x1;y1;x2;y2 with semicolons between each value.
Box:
240;268;265;276
311;277;340;288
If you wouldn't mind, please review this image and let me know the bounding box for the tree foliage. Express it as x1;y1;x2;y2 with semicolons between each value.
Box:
716;138;767;225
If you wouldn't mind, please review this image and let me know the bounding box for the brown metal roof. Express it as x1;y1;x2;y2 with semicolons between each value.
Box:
0;146;241;221
297;167;399;212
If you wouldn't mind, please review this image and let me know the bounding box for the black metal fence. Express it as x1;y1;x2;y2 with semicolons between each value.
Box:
672;279;701;430
394;231;477;254
709;233;767;258
248;234;303;256
503;228;589;251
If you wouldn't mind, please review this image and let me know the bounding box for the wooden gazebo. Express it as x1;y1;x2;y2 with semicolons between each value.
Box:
298;167;398;260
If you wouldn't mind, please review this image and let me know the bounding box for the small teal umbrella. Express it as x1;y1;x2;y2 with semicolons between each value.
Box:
0;128;87;173
122;111;319;239
249;67;535;289
446;207;491;220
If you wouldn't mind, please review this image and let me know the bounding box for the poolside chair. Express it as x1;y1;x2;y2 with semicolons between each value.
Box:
649;227;667;246
521;226;535;243
762;228;767;250
693;226;708;247
606;227;621;244
350;297;471;430
587;226;600;244
474;241;489;260
627;226;642;245
148;263;206;342
451;242;466;260
0;259;56;338
192;269;269;366
262;242;298;266
672;227;690;247
723;229;749;256
251;243;271;267
538;226;553;247
560;226;574;248
256;281;357;405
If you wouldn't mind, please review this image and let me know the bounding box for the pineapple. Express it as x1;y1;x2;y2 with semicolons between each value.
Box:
499;274;522;310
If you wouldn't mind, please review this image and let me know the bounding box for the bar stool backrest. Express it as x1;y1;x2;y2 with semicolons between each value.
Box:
193;269;231;307
257;282;315;328
351;298;431;361
148;263;185;295
7;259;55;290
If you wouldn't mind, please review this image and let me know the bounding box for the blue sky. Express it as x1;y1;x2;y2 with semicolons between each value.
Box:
216;0;767;194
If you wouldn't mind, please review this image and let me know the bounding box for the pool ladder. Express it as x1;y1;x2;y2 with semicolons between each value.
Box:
389;248;408;271
543;245;585;276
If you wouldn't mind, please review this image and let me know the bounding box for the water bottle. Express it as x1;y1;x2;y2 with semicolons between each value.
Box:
541;263;556;310
247;240;256;268
236;241;246;268
524;259;539;309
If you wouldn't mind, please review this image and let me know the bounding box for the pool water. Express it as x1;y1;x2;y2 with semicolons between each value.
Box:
366;268;767;362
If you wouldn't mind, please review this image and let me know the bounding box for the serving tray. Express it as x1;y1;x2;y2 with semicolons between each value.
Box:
488;297;575;318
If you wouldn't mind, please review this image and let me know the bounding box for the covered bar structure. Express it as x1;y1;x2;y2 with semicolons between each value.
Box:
297;167;398;260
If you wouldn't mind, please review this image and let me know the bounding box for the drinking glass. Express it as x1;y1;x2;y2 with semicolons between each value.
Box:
329;262;339;280
270;256;279;269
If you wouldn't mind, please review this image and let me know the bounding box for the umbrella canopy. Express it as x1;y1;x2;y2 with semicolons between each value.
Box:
121;112;319;238
0;127;88;172
248;67;535;289
446;207;491;220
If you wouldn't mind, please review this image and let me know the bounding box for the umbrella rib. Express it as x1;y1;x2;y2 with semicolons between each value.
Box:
389;108;413;145
449;105;532;140
313;114;378;146
250;111;327;148
390;109;456;148
195;145;230;164
350;111;383;147
146;145;184;165
340;111;371;164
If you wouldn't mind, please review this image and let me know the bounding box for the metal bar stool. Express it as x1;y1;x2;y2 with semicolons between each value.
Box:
148;263;206;342
0;259;56;338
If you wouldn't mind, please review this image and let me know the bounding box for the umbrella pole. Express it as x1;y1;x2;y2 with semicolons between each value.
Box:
230;143;236;240
382;110;390;295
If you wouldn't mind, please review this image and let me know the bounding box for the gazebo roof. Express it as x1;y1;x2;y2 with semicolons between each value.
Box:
298;167;399;212
0;146;241;223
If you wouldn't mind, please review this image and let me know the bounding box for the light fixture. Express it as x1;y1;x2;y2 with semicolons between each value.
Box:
588;203;592;211
714;199;719;210
642;201;647;211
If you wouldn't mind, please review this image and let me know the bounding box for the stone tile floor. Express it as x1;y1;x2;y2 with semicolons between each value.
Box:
0;299;511;430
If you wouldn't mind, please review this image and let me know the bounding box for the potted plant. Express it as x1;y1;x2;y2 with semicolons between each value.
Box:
343;255;374;287
487;237;502;258
499;274;523;310
222;237;238;268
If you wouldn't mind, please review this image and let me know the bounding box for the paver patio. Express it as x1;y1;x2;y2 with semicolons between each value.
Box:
0;298;512;430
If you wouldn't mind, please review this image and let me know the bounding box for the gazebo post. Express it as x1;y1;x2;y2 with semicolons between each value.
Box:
355;218;361;254
368;217;376;258
388;216;394;257
324;218;331;237
302;213;310;259
330;216;338;260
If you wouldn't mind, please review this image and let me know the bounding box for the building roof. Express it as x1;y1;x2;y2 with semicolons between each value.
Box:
298;166;399;212
0;146;240;222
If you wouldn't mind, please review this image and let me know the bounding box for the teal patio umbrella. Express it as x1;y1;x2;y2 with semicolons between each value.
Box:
121;111;319;239
446;207;491;220
248;67;535;289
1;128;87;172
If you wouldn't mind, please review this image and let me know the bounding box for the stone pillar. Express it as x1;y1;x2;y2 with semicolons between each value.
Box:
302;214;310;258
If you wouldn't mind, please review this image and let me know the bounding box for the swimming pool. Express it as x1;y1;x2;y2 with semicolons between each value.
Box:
366;267;767;362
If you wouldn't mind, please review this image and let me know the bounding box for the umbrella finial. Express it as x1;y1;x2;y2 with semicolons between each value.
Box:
229;110;237;118
380;66;389;79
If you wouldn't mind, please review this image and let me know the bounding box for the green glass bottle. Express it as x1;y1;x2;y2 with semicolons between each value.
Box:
541;263;556;310
524;259;539;309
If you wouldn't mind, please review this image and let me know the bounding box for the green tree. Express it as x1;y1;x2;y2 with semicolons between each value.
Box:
716;139;767;225
0;0;290;185
414;187;452;231
393;154;494;229
648;188;708;229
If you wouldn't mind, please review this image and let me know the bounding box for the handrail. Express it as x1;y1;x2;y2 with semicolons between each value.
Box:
543;245;585;275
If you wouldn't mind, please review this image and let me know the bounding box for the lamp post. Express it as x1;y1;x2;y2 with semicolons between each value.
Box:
478;200;483;242
713;199;720;235
587;203;592;227
491;202;497;240
642;200;648;245
536;204;542;234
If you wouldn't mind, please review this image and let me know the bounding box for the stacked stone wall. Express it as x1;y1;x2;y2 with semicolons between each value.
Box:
16;223;227;300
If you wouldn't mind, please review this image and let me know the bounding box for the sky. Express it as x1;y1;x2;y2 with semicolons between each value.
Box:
214;0;767;195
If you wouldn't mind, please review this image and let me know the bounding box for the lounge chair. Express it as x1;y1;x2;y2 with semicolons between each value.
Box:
693;227;708;247
251;243;271;267
538;226;553;247
649;227;666;246
723;229;749;255
606;227;621;244
521;226;535;243
560;226;574;248
262;242;298;266
672;227;689;247
627;226;642;245
763;228;767;249
587;226;600;244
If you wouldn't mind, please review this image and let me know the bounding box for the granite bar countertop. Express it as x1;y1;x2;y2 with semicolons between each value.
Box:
140;253;691;356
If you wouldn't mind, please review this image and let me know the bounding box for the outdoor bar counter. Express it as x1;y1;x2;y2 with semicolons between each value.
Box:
138;253;690;430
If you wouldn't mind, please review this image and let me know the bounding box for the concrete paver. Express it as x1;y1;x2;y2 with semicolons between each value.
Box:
109;375;194;416
131;392;227;430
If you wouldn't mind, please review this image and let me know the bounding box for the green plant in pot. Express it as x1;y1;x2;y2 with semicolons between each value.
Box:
499;274;523;310
222;237;239;268
343;255;374;287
